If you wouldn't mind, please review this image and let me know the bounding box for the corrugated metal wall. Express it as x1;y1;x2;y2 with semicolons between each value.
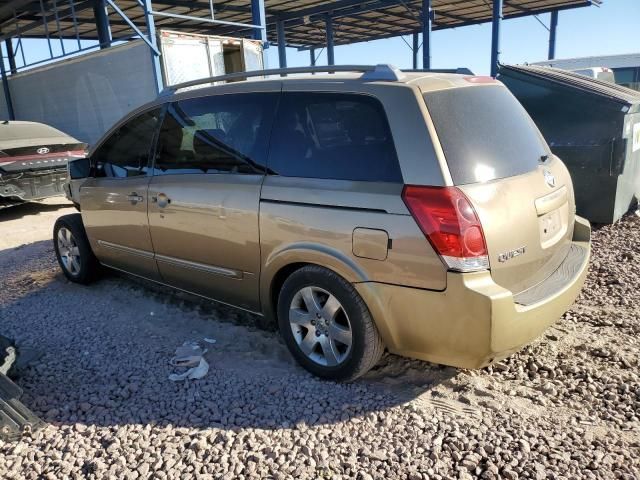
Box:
0;40;157;145
0;89;9;119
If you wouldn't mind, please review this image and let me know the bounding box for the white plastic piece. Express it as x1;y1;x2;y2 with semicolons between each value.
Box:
168;341;210;381
168;358;209;381
361;64;406;82
170;353;206;368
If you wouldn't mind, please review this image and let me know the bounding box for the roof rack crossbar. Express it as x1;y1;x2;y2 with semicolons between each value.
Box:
160;64;405;95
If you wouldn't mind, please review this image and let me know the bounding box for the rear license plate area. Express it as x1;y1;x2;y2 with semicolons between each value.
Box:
539;208;567;248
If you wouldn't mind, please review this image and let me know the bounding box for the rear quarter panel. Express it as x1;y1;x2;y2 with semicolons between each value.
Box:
259;177;446;319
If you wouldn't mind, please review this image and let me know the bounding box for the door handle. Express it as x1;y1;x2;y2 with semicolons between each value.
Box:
152;192;171;208
127;192;144;204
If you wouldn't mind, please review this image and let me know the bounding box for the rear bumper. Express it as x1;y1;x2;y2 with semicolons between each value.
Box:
0;168;67;201
355;216;591;369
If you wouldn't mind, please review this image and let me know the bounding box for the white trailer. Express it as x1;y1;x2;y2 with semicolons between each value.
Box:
0;32;265;145
159;30;264;87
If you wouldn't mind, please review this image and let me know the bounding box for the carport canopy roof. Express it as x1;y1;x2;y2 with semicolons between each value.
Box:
0;0;600;49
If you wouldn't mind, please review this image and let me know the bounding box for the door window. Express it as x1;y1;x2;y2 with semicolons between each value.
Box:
267;92;402;183
93;108;161;178
153;92;278;175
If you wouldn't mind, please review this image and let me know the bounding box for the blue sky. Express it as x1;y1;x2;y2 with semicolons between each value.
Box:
264;0;640;75
11;0;640;75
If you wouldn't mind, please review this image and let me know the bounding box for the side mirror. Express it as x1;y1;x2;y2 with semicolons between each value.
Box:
68;157;91;179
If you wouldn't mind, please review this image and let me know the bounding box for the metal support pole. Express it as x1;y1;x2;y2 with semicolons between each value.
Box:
93;0;111;49
548;10;558;60
5;40;17;74
39;0;54;58
52;0;66;55
326;16;335;66
310;48;316;67
142;0;163;93
422;0;432;69
69;0;82;51
12;9;27;68
412;32;419;70
277;20;287;68
251;0;267;46
0;43;15;120
490;0;503;77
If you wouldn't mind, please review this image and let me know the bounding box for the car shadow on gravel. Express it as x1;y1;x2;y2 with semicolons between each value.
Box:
0;200;71;221
2;243;460;432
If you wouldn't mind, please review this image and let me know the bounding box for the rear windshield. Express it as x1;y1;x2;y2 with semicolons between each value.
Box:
423;85;548;185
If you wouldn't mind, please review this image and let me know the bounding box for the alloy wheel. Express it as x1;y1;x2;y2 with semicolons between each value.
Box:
57;227;81;276
289;286;353;367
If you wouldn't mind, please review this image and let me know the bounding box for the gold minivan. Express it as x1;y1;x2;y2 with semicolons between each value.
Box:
55;65;591;381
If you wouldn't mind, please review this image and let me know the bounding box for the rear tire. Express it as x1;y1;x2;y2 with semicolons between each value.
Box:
277;265;384;381
53;214;99;284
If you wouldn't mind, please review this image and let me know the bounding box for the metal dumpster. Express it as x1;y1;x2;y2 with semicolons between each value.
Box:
498;64;640;224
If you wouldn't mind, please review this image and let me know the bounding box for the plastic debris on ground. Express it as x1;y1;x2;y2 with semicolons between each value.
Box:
0;334;46;441
0;335;17;377
168;341;210;381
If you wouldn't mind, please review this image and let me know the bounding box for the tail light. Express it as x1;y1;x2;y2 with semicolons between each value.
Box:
402;185;490;272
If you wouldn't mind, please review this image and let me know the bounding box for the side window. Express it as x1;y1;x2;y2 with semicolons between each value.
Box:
613;67;640;90
93;108;161;178
153;92;278;175
267;92;402;183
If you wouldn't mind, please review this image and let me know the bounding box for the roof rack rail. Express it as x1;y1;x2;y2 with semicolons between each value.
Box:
160;64;405;96
402;68;475;75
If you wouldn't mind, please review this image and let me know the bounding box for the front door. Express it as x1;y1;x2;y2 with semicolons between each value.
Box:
148;91;279;312
81;108;162;280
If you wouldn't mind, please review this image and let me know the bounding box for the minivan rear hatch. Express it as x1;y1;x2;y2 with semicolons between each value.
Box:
422;82;575;294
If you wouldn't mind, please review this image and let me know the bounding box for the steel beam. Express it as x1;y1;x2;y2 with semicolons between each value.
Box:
279;0;403;22
38;0;54;58
142;0;163;93
0;0;94;43
548;10;558;60
326;15;335;66
251;0;267;45
105;0;159;54
5;40;17;74
93;0;111;49
144;0;596;26
490;0;503;77
412;32;418;69
213;0;415;39
0;43;15;120
422;0;431;69
289;1;596;51
310;48;316;67
149;10;263;29
277;20;287;68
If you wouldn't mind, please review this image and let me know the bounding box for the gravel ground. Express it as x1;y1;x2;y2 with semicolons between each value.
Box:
0;200;638;480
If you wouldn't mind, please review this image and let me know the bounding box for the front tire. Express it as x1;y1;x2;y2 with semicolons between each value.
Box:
53;214;99;284
277;265;384;381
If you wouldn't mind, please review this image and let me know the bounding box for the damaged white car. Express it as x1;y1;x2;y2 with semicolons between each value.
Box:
0;121;86;209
